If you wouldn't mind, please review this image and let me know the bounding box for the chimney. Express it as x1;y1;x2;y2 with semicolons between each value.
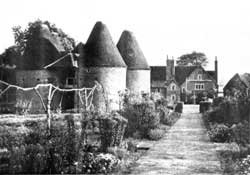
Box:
166;56;175;81
215;56;218;87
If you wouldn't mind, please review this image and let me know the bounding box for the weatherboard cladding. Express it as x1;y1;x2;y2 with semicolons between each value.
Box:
117;30;149;70
82;21;126;68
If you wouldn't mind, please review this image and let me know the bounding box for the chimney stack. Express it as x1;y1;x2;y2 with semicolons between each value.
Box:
166;55;175;81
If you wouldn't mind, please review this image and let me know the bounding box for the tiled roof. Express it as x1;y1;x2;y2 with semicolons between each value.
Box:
44;53;78;69
240;73;250;87
207;71;216;81
82;21;126;67
22;24;66;69
117;30;149;70
150;66;166;81
175;66;198;85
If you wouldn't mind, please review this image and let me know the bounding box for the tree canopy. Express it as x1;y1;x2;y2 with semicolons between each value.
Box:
176;51;208;67
12;19;75;53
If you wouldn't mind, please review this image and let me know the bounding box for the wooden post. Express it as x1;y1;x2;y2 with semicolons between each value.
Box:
47;84;52;133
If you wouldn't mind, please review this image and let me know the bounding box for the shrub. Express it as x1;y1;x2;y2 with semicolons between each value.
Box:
208;124;231;142
230;121;250;146
148;128;165;141
121;101;160;139
174;102;183;113
238;155;250;175
76;152;120;174
162;112;180;126
99;112;127;152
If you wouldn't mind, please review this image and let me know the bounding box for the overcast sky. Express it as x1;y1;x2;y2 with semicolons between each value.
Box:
1;0;250;86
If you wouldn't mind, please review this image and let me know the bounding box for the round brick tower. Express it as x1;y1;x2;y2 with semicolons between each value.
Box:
79;22;127;112
117;30;150;94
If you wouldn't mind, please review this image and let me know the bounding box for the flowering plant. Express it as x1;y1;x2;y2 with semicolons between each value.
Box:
76;152;120;174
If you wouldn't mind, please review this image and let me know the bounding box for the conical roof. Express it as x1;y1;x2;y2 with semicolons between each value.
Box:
117;30;149;70
82;21;126;67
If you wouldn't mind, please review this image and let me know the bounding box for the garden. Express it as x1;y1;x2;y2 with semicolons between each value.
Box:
0;92;182;174
202;95;250;174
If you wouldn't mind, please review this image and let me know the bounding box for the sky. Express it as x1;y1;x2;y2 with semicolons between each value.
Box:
1;0;250;86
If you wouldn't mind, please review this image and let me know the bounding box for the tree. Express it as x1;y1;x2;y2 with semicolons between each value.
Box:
176;51;208;67
12;19;75;53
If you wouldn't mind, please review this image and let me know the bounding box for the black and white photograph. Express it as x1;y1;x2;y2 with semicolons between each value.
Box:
0;0;250;174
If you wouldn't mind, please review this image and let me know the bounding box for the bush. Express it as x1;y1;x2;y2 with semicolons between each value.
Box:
208;124;231;142
238;155;250;175
148;128;165;140
120;101;160;139
230;121;250;146
76;152;120;174
174;102;183;113
99;112;127;152
162;112;180;126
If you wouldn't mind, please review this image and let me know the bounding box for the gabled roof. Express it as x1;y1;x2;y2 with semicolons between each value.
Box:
73;42;84;52
223;73;246;91
175;66;198;85
240;73;250;87
39;24;65;52
165;79;178;86
44;53;79;69
22;24;67;69
117;30;149;70
150;66;166;81
82;21;126;67
207;71;216;81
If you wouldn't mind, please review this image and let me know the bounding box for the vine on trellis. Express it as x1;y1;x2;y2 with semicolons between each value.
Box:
0;80;97;132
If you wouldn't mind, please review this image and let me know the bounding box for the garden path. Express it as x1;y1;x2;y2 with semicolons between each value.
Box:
131;105;223;175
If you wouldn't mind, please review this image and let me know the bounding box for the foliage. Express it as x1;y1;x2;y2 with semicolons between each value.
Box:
76;152;120;174
208;123;231;142
120;101;160;139
12;19;75;53
230;121;250;146
176;51;208;67
238;155;250;175
174;102;183;113
161;112;181;126
148;128;165;141
0;111;129;174
98;112;128;152
15;99;32;115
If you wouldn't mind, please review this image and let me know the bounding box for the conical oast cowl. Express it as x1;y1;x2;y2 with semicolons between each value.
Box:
83;21;126;67
117;30;149;70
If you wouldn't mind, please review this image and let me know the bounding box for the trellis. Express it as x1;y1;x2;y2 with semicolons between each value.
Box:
0;80;97;131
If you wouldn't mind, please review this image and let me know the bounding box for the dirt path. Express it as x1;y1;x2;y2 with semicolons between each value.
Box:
131;105;222;175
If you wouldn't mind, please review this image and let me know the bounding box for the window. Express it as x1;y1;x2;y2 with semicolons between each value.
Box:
182;87;185;93
171;95;176;101
198;74;202;80
66;77;75;85
195;83;204;90
171;84;175;91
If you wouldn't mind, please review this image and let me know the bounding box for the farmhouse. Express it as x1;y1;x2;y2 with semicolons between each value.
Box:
223;73;250;97
0;21;151;113
151;58;218;104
